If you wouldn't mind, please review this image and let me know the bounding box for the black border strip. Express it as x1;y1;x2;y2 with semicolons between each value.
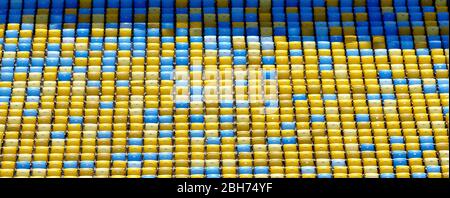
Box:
0;179;448;195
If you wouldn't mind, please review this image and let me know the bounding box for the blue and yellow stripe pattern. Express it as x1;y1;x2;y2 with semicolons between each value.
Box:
0;0;448;178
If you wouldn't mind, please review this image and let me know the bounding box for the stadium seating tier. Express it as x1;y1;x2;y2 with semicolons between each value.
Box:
0;0;448;178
